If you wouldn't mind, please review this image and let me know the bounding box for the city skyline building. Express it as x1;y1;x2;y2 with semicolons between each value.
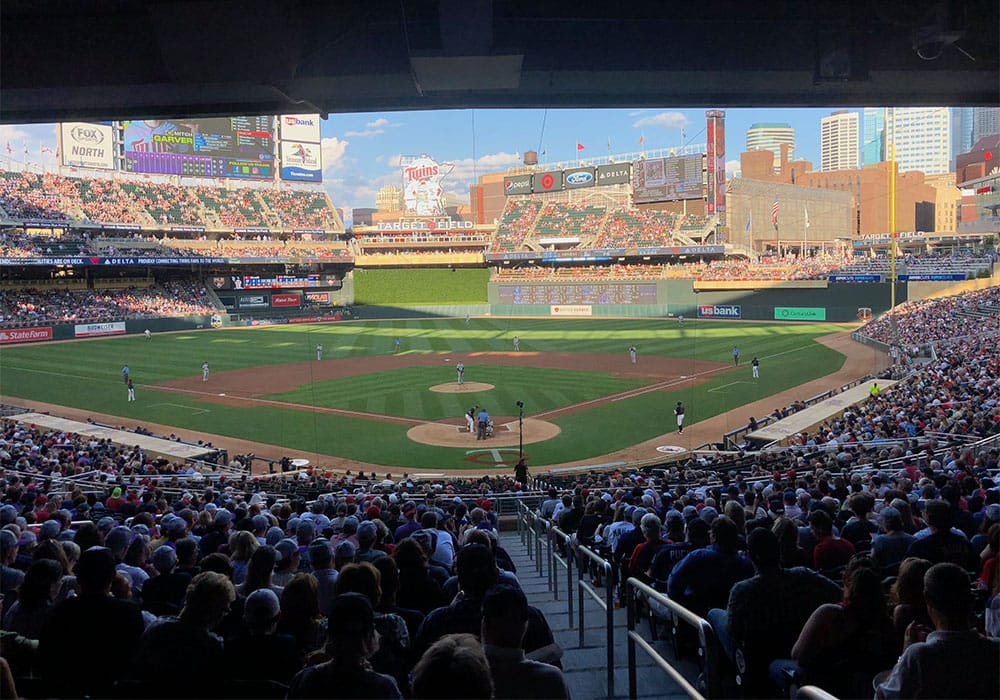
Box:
885;107;951;176
746;122;795;173
820;110;859;171
862;107;886;166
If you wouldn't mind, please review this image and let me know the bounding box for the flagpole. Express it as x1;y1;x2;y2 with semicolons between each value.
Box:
803;206;808;256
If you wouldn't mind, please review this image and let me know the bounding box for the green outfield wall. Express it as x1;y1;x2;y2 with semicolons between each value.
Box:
353;268;490;305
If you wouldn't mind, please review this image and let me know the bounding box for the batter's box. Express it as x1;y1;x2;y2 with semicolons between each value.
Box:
147;402;211;415
707;380;756;393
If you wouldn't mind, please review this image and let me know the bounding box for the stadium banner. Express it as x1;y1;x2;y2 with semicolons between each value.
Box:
402;155;453;216
271;293;301;308
532;170;563;193
287;314;344;324
563;167;596;190
232;227;271;235
0;327;54;344
484;244;723;262
706;110;726;213
238;294;268;308
280;141;323;182
305;291;331;304
697;304;742;319
503;174;532;196
74;321;126;338
59;122;116;170
828;274;882;282
774;307;827;321
244;318;289;326
21;220;71;229
898;274;966;281
101;223;142;232
0;257;228;266
291;228;326;235
550;304;592;316
170;226;206;233
595;163;631;186
279;114;321;143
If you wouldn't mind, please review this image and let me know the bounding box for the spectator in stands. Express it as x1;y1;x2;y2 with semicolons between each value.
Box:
394;537;445;615
38;547;145;696
1;558;63;640
237;544;282;597
308;538;338;617
127;571;235;692
222;588;303;685
711;528;841;698
277;573;326;654
228;530;258;585
415;544;561;667
871;507;915;573
785;557;896;697
905;500;977;571
648;513;708;589
876;562;1000;699
141;544;190;617
888;558;934;646
286;592;403;699
411;632;493;700
626;513;669;582
840;492;879;548
0;530;24;605
667;516;753;617
808;509;856;573
481;584;571;700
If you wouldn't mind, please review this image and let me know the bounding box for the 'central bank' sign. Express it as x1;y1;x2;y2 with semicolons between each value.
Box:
697;304;741;319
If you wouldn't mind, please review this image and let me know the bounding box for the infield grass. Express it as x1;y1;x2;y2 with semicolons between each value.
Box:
0;318;853;468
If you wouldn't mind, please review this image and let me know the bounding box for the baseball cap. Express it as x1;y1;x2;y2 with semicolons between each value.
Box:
244;588;281;628
334;540;356;561
275;538;299;562
151;545;177;574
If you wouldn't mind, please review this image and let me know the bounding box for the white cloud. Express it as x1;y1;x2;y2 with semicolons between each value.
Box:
344;128;384;138
725;159;741;178
321;136;349;172
632;111;689;130
628;109;647;117
0;125;30;144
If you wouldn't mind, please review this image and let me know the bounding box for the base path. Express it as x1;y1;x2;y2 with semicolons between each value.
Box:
2;332;886;478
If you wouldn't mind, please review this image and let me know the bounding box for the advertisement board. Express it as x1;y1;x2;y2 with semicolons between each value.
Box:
238;295;268;308
595;163;631;186
503;174;532;196
632;155;704;204
563;167;596;190
59;122;116;170
271;293;301;308
533;170;563;193
0;327;53;344
74;322;126;338
706;110;726;213
774;307;826;321
305;291;331;304
550;305;592;316
279;114;321;143
122;116;274;179
401;155;453;216
697;304;742;319
280;141;323;183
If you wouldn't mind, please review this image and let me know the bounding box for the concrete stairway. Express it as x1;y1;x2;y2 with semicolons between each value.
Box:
500;527;700;699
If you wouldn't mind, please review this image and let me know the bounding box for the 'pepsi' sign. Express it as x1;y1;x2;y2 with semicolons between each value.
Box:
697;304;742;319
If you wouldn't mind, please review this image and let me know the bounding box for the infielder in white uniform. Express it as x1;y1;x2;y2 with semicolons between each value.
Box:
316;344;323;361
629;345;637;364
127;379;135;402
456;361;465;385
513;336;520;352
202;361;210;382
465;407;476;434
675;401;685;434
144;329;151;340
751;357;760;379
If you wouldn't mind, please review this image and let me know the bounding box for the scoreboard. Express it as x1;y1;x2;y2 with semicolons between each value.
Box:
122;116;275;179
496;283;657;305
632;154;705;204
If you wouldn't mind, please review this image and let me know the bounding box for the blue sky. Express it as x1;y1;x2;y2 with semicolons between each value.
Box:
0;107;926;222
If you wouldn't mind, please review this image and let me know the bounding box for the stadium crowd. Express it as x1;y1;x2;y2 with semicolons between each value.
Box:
859;286;1000;345
0;282;215;329
0;170;339;231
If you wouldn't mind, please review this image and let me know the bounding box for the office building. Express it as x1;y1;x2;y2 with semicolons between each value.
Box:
862;107;885;166
885;107;951;175
821;111;859;171
746;123;794;173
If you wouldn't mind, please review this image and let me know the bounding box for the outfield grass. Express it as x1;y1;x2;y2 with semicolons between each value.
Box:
0;318;849;468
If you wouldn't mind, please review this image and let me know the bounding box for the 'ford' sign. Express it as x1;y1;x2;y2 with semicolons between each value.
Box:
566;171;593;185
698;304;742;319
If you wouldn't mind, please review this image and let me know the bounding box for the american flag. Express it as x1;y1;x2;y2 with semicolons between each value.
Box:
771;200;779;226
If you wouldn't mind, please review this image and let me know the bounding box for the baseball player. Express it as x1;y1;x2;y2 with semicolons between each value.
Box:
456;361;465;385
127;379;135;402
394;337;401;353
677;314;684;326
122;365;130;385
466;406;477;434
202;361;210;382
732;346;740;366
675;401;685;434
465;314;471;325
751;357;760;379
629;345;637;364
143;329;151;340
512;336;520;352
316;344;323;361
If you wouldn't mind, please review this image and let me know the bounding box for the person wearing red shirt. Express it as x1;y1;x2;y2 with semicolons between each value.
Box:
809;509;855;572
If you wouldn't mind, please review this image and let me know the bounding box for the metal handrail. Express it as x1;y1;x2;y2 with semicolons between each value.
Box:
576;543;615;697
626;577;722;698
549;523;575;627
797;686;841;700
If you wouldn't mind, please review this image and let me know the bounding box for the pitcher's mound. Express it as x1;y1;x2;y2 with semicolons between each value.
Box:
408;417;561;447
430;382;494;393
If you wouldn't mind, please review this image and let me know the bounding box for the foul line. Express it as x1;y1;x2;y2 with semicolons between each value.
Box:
147;402;211;415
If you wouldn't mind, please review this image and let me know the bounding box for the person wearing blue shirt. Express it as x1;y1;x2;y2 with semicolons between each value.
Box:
477;408;490;440
667;516;753;617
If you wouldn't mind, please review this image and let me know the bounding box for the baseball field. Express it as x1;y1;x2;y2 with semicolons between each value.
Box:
0;317;865;471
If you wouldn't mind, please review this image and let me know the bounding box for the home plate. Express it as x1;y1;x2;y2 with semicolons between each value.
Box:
445;358;451;362
218;393;226;397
